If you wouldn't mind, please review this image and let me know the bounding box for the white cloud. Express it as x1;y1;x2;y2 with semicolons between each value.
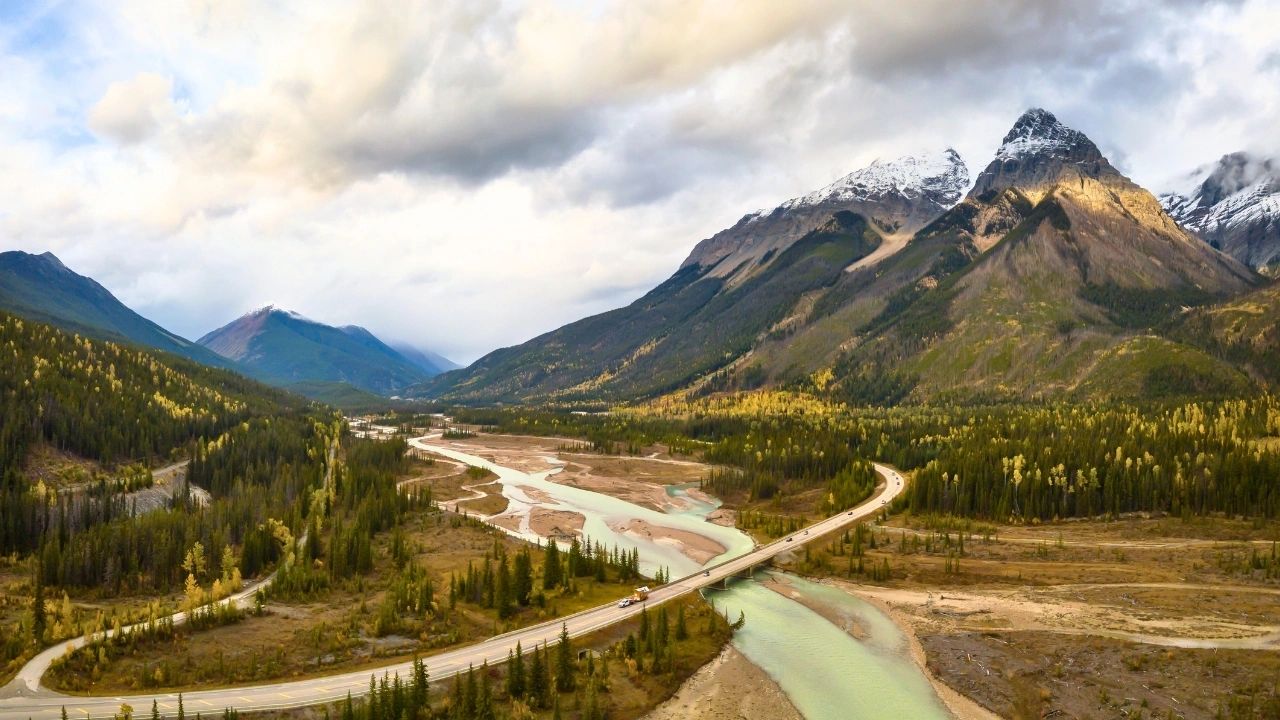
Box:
87;72;175;144
1;0;1278;363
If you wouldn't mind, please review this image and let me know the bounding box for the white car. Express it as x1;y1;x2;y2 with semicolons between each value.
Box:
618;598;633;608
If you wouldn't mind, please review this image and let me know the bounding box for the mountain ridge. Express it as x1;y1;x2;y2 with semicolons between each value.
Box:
679;149;970;283
0;250;235;369
426;108;1265;405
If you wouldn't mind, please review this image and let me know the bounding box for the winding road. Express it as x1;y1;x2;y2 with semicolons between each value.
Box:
0;437;905;720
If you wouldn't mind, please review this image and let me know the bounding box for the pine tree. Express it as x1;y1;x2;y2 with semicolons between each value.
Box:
497;554;513;619
507;641;526;699
463;664;477;718
178;694;185;720
675;604;688;640
555;623;575;692
152;700;160;720
514;548;533;605
477;662;495;720
528;642;549;709
31;564;46;644
449;674;463;720
543;540;561;590
411;656;428;710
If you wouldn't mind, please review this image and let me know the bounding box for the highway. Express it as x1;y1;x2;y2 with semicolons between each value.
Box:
0;442;904;719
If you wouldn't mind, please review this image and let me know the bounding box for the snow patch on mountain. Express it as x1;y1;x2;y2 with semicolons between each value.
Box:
1161;153;1280;231
776;149;969;214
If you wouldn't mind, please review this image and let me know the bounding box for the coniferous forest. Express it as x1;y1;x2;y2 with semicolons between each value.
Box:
459;393;1280;522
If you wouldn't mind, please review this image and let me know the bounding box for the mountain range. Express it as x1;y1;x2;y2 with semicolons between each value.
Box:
422;108;1275;404
0;251;453;401
6;108;1278;408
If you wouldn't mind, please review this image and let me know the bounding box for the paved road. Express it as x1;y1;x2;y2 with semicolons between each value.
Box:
0;448;904;719
0;440;340;713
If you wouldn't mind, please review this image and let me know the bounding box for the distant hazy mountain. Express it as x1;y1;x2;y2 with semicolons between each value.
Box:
198;306;430;395
0;250;234;368
425;109;1263;404
1160;152;1280;274
391;342;459;375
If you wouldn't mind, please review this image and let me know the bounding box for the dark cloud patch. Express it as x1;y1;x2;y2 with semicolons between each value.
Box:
337;107;600;184
558;121;763;208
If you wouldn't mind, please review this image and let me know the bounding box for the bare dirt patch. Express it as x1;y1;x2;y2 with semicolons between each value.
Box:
554;453;709;512
643;645;801;720
923;631;1280;720
528;508;585;541
611;519;726;565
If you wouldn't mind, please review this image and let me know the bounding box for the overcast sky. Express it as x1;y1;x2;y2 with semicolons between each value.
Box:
2;0;1278;363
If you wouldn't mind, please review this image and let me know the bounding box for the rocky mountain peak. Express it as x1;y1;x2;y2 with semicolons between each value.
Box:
994;108;1097;161
971;108;1114;198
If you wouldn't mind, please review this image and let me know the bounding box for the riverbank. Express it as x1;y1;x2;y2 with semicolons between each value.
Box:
835;584;998;720
759;574;992;720
771;513;1280;719
643;645;802;720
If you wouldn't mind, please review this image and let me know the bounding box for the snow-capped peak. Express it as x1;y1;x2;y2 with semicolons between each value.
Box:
1161;152;1279;225
994;108;1095;161
1160;151;1280;272
779;149;969;213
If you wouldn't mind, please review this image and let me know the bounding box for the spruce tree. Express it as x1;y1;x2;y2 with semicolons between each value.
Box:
543;540;561;590
528;642;549;709
508;641;526;699
477;662;495;720
31;564;46;644
463;664;477;718
555;623;575;692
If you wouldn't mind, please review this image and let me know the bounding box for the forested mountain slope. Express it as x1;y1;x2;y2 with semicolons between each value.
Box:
423;211;888;402
1169;281;1280;386
0;251;234;369
0;311;304;555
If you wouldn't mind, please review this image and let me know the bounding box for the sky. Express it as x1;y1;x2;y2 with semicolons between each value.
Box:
2;0;1278;364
